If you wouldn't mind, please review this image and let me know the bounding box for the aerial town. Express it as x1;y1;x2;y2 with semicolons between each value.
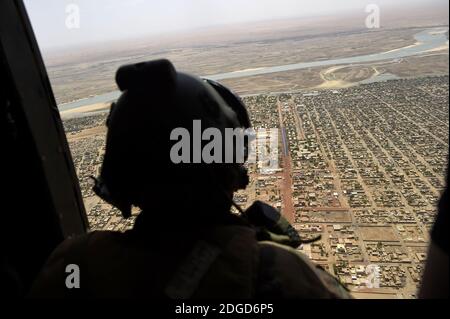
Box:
63;75;449;299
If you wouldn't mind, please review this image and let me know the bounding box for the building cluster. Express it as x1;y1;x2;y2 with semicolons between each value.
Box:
251;76;446;298
64;76;448;298
66;114;138;232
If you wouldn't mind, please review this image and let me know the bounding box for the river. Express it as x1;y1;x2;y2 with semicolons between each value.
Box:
59;27;448;112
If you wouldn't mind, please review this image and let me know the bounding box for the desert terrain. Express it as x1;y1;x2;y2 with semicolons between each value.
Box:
46;4;448;107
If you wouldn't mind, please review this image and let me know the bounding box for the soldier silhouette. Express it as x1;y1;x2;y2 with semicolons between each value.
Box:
30;59;351;299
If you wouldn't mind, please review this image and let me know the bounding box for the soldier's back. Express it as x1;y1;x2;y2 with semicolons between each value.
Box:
30;224;351;299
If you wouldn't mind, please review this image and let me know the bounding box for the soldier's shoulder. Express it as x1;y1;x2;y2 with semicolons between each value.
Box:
45;231;122;265
256;241;352;299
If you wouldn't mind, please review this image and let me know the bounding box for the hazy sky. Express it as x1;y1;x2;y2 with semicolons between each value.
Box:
24;0;446;50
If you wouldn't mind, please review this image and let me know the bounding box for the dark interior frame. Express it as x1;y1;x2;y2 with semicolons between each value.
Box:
0;0;88;295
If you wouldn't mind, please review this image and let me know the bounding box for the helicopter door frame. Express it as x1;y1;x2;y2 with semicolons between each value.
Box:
0;0;89;237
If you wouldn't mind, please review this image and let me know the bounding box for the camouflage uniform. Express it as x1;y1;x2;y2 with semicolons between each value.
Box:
30;213;351;299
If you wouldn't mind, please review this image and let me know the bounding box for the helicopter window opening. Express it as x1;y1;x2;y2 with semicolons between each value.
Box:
22;0;449;298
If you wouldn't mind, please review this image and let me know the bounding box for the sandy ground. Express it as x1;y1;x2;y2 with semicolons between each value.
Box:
317;66;354;89
424;40;449;53
383;42;422;54
316;65;380;89
61;102;110;116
